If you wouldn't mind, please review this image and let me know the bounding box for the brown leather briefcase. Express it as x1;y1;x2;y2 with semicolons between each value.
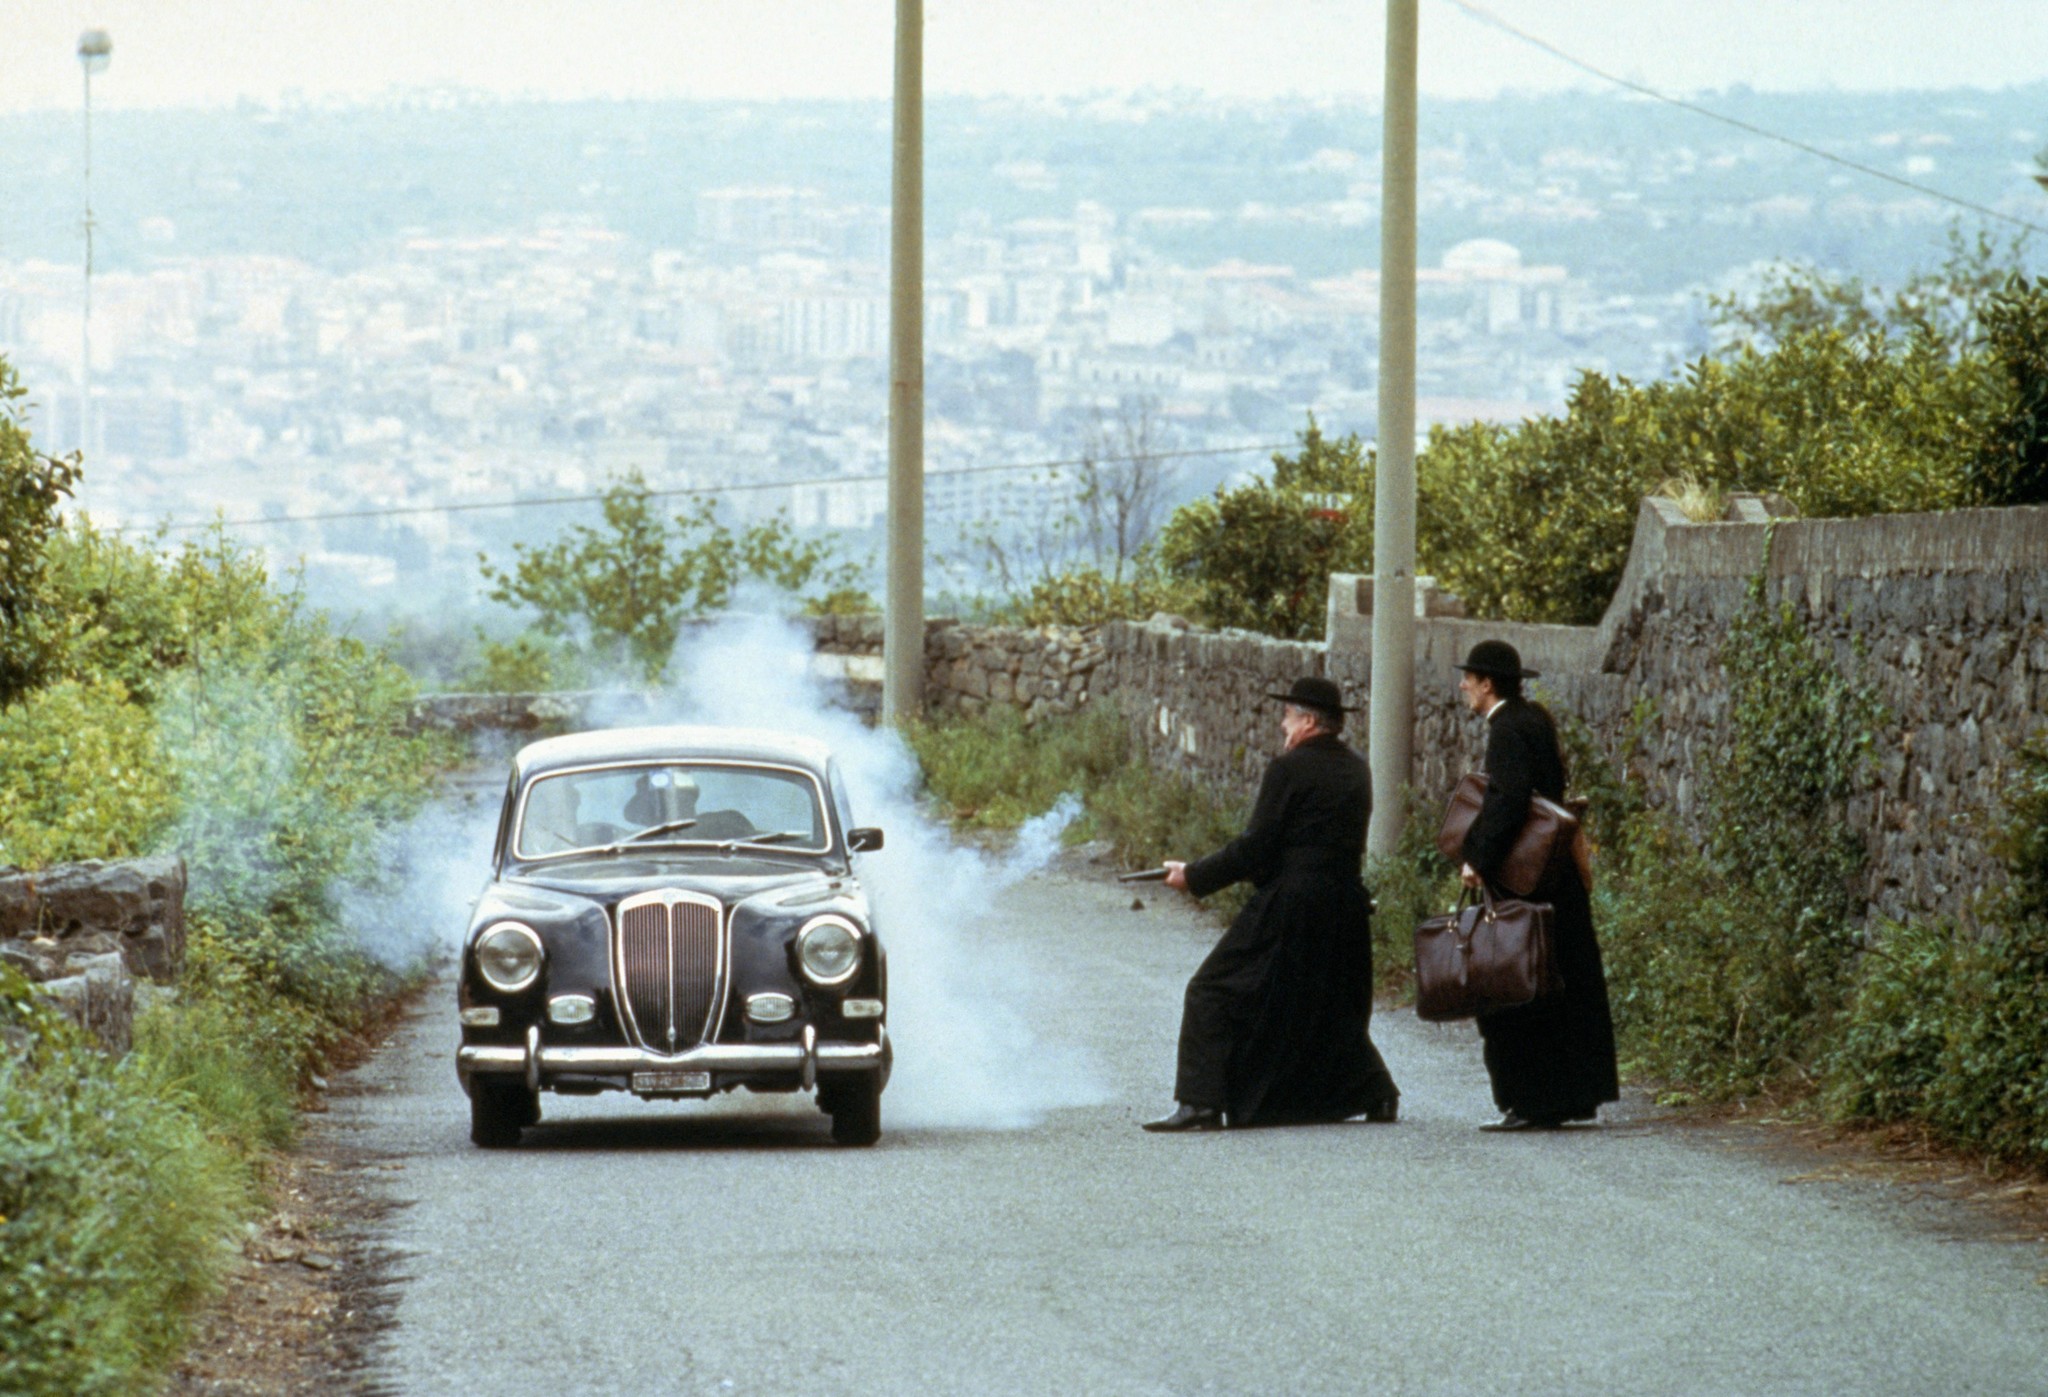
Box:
1434;772;1584;897
1412;884;1561;1022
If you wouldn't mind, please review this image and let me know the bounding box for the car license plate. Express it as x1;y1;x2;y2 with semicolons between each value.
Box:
633;1069;711;1094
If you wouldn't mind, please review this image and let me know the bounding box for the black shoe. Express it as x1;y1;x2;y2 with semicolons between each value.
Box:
1142;1103;1225;1133
1479;1110;1562;1132
1344;1099;1399;1124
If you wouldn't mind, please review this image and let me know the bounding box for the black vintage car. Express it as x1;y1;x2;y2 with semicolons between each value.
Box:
455;726;890;1148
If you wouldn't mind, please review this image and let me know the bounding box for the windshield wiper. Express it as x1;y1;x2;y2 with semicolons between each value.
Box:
621;817;698;844
717;832;817;855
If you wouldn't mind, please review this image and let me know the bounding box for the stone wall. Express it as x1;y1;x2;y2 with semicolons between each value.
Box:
0;855;187;983
0;856;184;1052
1105;499;2048;924
920;621;1105;721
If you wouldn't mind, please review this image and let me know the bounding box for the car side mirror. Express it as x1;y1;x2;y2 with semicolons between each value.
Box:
848;827;884;853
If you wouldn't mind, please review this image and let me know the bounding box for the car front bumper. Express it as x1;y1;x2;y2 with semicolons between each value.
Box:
459;1023;889;1095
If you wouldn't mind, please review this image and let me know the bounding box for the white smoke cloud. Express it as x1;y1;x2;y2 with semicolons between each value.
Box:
336;794;501;970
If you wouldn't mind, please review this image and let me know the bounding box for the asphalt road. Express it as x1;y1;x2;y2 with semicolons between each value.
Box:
343;862;2048;1396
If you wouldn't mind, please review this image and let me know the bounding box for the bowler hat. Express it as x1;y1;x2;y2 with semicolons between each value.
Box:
1453;639;1540;680
1265;675;1357;713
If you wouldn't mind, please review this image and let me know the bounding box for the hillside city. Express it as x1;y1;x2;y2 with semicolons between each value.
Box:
0;87;2040;611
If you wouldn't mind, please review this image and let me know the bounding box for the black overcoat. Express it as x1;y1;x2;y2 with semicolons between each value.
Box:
1461;698;1620;1121
1176;732;1397;1123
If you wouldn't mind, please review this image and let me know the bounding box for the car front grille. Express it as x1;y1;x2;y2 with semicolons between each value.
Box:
614;892;725;1052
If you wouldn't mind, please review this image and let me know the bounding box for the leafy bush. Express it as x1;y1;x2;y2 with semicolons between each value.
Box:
1823;737;2048;1163
0;970;250;1397
1156;421;1373;639
1705;575;1885;954
133;975;314;1157
994;562;1191;628
0;363;81;706
0;677;174;868
907;700;1244;864
1416;326;1996;623
461;632;571;692
1968;274;2048;506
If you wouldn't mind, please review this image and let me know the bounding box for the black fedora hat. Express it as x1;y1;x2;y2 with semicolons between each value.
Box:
1453;639;1540;680
1265;675;1358;713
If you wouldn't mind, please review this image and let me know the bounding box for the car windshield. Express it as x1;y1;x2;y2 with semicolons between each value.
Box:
515;762;829;860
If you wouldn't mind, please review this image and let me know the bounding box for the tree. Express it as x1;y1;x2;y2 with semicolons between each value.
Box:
0;358;81;706
1073;398;1174;587
1155;419;1373;640
479;472;867;681
1975;274;2048;505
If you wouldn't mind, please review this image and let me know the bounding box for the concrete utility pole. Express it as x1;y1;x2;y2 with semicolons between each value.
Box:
881;0;925;726
78;28;112;459
1367;0;1418;860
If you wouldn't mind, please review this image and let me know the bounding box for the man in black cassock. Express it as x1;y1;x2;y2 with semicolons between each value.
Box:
1143;677;1400;1132
1454;639;1620;1131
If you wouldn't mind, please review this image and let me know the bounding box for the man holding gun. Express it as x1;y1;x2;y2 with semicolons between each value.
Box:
1143;677;1400;1132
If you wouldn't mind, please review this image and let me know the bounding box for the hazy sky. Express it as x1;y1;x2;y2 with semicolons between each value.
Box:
2;0;2045;111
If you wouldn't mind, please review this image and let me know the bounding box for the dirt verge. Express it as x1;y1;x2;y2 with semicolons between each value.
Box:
165;994;422;1397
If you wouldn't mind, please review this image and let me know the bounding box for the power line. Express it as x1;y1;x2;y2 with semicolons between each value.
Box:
1439;0;2048;239
106;440;1294;536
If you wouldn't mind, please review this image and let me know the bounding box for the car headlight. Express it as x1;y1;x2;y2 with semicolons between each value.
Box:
475;921;544;993
796;915;862;986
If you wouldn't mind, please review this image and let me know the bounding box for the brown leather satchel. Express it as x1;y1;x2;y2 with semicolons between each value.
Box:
1434;772;1586;897
1412;884;1562;1022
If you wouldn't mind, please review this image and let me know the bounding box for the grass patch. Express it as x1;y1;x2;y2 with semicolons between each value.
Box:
907;701;1246;871
0;971;253;1396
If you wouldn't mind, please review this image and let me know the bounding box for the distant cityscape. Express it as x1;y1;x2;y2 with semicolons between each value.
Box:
0;88;2040;613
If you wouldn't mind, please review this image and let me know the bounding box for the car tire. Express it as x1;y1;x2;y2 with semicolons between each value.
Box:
471;1079;535;1148
827;1078;882;1147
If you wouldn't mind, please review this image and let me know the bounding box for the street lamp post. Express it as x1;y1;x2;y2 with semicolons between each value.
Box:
1367;0;1418;860
882;0;925;725
78;27;112;459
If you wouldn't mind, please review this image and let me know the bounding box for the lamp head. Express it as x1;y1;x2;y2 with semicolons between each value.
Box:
78;29;112;76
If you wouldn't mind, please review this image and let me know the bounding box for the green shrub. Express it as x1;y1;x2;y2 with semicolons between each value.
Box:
1822;736;2048;1163
1823;917;1963;1127
0;370;445;1391
907;699;1248;872
0;361;81;706
0;968;250;1397
1082;756;1244;876
1598;821;1807;1095
1989;732;2048;923
1155;421;1373;639
0;678;175;868
995;564;1191;628
1975;273;2048;506
133;976;315;1157
907;702;1129;829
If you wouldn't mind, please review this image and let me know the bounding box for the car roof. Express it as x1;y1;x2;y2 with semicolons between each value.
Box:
513;725;837;781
